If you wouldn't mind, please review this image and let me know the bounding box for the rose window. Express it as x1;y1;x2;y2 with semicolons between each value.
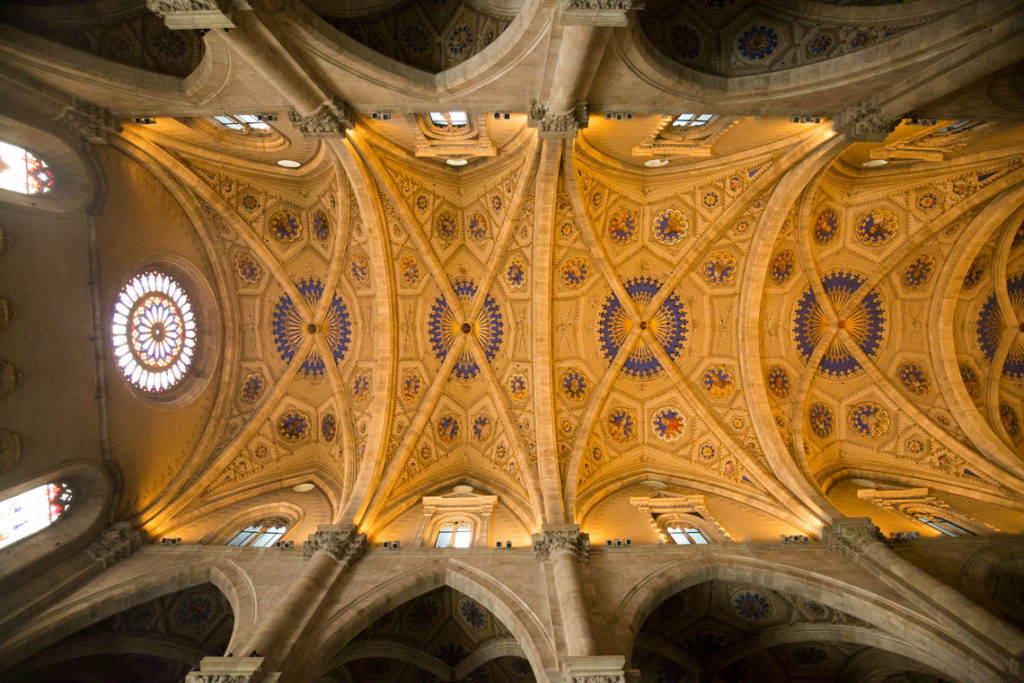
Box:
111;271;197;392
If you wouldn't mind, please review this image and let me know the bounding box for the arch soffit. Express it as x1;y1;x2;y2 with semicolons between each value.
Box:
611;556;991;682
613;4;1020;111
0;554;257;667
280;0;549;101
303;558;557;680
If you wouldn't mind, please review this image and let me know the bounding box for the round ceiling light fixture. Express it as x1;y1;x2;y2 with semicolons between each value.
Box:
850;478;877;488
277;159;302;168
861;159;888;168
643;158;670;168
291;482;315;493
446;158;469;166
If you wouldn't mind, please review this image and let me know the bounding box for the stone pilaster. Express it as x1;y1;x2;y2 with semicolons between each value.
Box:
83;521;143;569
528;101;589;139
56;98;119;145
534;524;594;656
288;96;353;138
302;524;366;565
184;656;266;683
146;0;235;29
560;0;642;27
834;100;900;142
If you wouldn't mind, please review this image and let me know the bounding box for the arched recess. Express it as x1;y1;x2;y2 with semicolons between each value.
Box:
296;559;557;682
0;554;258;670
197;501;306;545
0;111;96;215
0;459;112;589
611;556;1002;682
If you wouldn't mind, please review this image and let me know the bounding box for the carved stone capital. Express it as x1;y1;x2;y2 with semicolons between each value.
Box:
528;101;588;139
563;655;627;683
56;98;119;145
822;517;883;562
834;101;899;142
303;524;366;564
146;0;235;29
288;96;353;138
185;656;265;683
561;0;642;26
84;521;143;567
532;524;589;562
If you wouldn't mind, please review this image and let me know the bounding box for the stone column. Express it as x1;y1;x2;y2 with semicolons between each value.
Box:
823;517;1024;679
240;525;365;672
532;524;594;656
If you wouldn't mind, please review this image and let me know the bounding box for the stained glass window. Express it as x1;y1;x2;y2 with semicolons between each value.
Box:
111;271;197;393
0;140;54;195
0;482;72;550
227;524;286;547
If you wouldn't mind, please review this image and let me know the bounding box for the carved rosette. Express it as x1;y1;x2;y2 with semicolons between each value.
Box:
303;526;367;564
532;525;590;561
528;101;589;139
835;101;900;143
84;522;143;567
288;96;354;138
56;99;119;144
822;517;883;562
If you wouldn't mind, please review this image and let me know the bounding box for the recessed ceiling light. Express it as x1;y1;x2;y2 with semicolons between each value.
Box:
291;482;315;493
644;158;670;168
277;159;301;168
446;158;469;166
851;478;876;488
861;159;888;168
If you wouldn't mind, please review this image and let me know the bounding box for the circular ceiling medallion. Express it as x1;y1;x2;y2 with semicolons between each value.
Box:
111;271;196;393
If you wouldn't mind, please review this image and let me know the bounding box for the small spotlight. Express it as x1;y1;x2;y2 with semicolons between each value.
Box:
392;540;400;549
625;539;632;546
505;540;512;548
496;541;503;548
606;539;613;546
615;539;623;547
503;112;510;119
160;537;181;545
605;112;613;120
382;541;391;548
276;541;293;549
134;117;156;125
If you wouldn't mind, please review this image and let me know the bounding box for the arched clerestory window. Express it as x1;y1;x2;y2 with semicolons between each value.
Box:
434;521;473;548
0;481;72;550
227;520;288;548
0;139;54;195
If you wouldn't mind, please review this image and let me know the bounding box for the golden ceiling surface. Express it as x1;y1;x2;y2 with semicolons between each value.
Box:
0;0;1022;547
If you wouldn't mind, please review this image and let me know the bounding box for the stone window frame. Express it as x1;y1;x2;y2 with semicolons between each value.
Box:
226;517;290;548
408;112;497;160
856;487;998;536
413;486;498;548
629;493;733;544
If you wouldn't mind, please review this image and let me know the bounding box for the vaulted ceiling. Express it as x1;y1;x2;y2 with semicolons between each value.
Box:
0;0;1022;547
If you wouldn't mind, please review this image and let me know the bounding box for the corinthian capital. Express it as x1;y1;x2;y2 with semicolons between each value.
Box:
528;101;589;139
288;96;353;138
532;524;590;561
84;521;143;567
56;98;119;144
561;0;642;26
834;100;899;142
821;517;883;562
303;524;366;564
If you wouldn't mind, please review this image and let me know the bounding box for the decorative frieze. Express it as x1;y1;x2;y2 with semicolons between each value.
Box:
532;524;590;561
146;0;235;30
288;96;353;137
56;98;119;145
821;517;883;562
529;101;589;138
303;524;366;564
834;101;900;142
83;522;143;567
